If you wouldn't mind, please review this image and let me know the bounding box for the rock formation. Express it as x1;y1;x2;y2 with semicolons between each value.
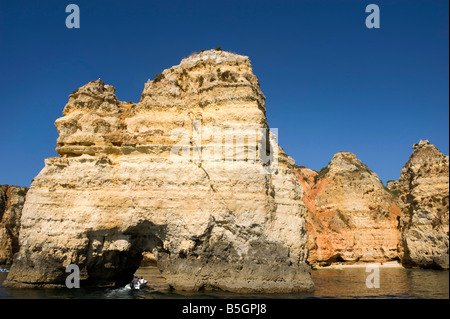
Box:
5;49;313;292
295;152;401;266
389;140;449;269
0;185;28;265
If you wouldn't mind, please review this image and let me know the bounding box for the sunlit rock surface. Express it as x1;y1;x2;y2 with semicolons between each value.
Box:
390;140;449;269
5;50;313;292
0;185;27;265
295;152;401;266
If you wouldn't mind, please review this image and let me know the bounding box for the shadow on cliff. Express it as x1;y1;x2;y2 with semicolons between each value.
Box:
83;220;167;287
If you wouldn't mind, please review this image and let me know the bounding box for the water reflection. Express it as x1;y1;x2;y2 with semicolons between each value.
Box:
1;267;448;299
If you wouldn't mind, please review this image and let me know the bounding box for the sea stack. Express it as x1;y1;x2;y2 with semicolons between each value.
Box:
295;152;401;266
5;49;313;292
389;140;449;269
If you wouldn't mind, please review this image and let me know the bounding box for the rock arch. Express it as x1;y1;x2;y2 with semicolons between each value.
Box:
81;221;166;286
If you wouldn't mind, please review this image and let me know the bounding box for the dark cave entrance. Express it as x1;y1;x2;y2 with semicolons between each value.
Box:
83;220;166;287
327;254;345;265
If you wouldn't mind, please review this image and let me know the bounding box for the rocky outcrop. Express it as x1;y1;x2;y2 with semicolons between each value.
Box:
295;152;401;266
5;49;313;292
0;185;28;265
389;140;449;269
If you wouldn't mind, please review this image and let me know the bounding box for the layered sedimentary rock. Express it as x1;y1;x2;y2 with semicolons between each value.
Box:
295;152;401;266
6;50;313;292
389;140;449;269
0;185;28;265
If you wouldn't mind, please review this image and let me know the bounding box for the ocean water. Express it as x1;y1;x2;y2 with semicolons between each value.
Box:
0;266;448;299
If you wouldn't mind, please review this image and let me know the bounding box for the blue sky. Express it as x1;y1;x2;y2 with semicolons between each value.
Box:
0;0;448;187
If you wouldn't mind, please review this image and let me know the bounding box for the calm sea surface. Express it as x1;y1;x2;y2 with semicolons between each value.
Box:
0;266;448;299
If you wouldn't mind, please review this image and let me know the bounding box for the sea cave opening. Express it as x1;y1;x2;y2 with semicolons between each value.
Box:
83;220;166;287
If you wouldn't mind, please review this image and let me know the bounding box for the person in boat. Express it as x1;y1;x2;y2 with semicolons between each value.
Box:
129;276;138;289
139;276;146;285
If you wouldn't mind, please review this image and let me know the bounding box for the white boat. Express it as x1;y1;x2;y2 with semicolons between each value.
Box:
0;269;9;273
125;279;148;290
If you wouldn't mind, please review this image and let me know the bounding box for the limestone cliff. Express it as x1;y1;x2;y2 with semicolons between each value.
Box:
5;49;313;292
389;140;449;269
0;185;28;265
295;152;401;266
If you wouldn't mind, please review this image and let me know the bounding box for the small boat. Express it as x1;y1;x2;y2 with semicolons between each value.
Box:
0;269;9;273
125;279;148;290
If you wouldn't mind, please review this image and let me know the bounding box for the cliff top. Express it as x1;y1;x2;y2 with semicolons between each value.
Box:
407;140;449;166
178;49;250;69
327;152;374;177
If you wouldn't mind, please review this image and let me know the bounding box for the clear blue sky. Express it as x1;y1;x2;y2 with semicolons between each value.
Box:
0;0;448;187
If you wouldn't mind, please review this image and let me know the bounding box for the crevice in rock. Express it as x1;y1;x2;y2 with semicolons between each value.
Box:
198;164;216;193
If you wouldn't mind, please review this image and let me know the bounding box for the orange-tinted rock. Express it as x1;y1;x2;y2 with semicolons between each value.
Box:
295;152;401;266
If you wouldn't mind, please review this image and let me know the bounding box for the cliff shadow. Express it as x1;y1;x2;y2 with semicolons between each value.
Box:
83;220;166;287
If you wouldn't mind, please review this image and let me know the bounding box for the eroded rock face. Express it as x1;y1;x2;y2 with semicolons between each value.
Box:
390;140;449;269
0;185;28;265
6;50;312;292
295;152;401;266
